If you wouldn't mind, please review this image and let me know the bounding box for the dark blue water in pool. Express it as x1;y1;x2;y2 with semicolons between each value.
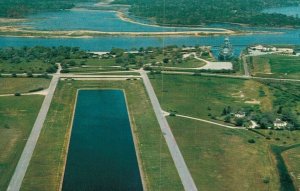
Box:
62;90;142;191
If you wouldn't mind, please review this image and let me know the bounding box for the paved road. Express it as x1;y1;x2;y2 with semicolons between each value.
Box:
242;55;250;77
139;70;198;191
7;73;60;191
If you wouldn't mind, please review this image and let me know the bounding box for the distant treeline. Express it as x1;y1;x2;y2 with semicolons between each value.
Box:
0;0;97;18
113;0;300;27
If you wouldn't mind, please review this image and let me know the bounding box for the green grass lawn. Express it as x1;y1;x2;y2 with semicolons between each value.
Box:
250;55;300;79
151;73;300;190
150;74;273;119
21;80;183;191
68;66;123;73
0;95;44;191
0;60;52;74
0;78;50;94
163;58;206;68
168;117;280;191
68;58;118;67
283;146;300;189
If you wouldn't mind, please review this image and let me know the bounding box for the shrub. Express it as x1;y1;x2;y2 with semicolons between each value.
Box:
27;72;33;78
28;87;44;93
248;139;256;143
61;69;70;73
263;177;270;184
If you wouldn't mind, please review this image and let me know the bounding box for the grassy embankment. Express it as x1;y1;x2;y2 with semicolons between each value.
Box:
0;78;50;94
150;74;300;190
249;55;300;79
21;80;183;191
0;78;46;190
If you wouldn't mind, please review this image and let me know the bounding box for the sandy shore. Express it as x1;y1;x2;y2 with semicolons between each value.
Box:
0;18;26;23
0;24;237;38
116;11;234;33
0;25;283;39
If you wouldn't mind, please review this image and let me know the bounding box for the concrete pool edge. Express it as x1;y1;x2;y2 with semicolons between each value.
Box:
58;89;79;191
59;88;146;191
123;89;147;191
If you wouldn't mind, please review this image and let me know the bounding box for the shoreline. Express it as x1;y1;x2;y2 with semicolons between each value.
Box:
0;29;283;39
0;25;238;38
115;11;232;32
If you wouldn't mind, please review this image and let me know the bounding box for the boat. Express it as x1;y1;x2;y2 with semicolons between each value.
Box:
218;37;234;61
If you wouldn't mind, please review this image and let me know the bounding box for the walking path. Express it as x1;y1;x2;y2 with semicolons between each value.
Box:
7;66;61;191
242;55;250;77
175;113;246;130
139;69;198;191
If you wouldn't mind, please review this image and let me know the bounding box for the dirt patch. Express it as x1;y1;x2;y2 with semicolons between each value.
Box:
245;99;261;104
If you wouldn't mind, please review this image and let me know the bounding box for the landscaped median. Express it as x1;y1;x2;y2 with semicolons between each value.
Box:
20;80;183;191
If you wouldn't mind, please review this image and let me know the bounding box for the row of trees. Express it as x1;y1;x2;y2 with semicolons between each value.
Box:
0;0;97;18
0;46;93;73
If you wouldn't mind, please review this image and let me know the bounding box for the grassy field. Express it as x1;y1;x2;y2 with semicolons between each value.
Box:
0;95;44;191
150;73;300;190
168;117;280;191
150;74;273;119
21;80;183;191
249;55;300;79
68;66;124;73
163;58;207;68
283;147;300;189
0;78;50;94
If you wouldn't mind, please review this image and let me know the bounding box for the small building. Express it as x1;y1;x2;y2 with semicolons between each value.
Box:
251;45;264;51
273;118;287;129
235;111;246;118
277;48;294;54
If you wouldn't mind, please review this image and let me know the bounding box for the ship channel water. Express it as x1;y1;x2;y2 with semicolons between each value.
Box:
62;90;142;191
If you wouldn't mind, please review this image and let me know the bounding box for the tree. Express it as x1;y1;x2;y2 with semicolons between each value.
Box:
115;57;124;64
163;58;169;64
235;118;245;126
224;115;231;123
27;72;33;77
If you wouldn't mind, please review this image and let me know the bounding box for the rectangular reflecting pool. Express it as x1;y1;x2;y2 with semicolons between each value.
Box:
62;90;143;191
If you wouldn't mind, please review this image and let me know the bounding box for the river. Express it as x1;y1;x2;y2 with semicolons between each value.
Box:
1;4;300;56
